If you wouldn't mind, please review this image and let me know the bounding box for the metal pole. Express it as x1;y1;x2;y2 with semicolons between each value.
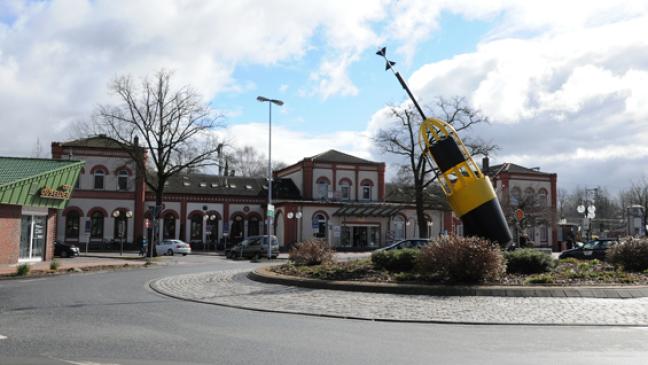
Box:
267;101;273;260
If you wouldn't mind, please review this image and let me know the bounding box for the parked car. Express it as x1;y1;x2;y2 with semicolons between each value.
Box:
54;241;80;258
226;235;279;259
380;239;429;251
558;239;619;260
156;239;192;256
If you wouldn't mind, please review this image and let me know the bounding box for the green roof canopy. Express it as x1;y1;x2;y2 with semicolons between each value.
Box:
0;157;84;209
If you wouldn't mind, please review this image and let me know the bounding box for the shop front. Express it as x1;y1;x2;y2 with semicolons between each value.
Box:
0;157;83;265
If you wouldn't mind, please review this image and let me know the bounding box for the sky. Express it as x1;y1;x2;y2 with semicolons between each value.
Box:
1;0;647;195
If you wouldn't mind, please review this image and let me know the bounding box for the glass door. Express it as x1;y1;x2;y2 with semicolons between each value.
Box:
19;215;47;261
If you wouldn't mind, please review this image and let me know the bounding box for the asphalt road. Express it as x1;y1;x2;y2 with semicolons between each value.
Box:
1;255;647;365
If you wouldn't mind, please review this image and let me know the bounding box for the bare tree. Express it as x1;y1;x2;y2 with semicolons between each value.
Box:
95;70;224;254
374;96;497;238
229;146;268;177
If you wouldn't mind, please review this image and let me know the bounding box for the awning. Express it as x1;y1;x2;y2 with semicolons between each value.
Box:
333;203;407;218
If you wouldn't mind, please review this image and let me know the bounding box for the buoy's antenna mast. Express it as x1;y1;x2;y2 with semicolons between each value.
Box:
375;47;427;121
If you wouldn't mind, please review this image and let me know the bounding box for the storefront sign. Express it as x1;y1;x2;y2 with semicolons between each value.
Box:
39;184;72;200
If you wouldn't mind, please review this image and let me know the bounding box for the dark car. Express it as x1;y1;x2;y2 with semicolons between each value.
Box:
558;239;618;260
54;241;80;258
226;235;279;259
380;239;429;251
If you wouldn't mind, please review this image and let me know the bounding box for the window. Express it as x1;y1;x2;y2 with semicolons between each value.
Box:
163;213;176;239
65;211;80;239
94;171;104;189
540;224;548;242
114;216;127;240
312;213;327;238
524;187;535;205
339;179;351;200
391;215;405;240
74;177;80;189
510;187;522;206
360;180;373;201
190;215;203;241
537;188;548;207
248;215;260;236
316;177;329;200
117;170;128;191
90;211;104;239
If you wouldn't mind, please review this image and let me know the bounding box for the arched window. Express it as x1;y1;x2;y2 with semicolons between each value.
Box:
90;211;104;239
391;215;405;240
316;177;330;200
163;213;176;239
537;188;548;207
510;187;522;206
339;178;352;200
248;215;261;236
190;215;203;241
361;179;374;201
230;214;245;241
524;187;535;205
65;211;80;239
114;214;128;240
312;213;327;238
94;170;104;189
117;170;129;191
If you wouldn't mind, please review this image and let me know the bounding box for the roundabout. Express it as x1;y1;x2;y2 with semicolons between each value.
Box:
150;268;648;326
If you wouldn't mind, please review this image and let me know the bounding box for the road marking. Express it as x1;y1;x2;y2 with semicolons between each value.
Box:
0;334;7;340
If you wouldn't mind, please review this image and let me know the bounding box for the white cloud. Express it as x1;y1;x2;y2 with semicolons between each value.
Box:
404;4;648;193
218;122;373;166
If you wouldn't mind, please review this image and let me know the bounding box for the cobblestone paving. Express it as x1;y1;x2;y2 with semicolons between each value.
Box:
150;270;648;325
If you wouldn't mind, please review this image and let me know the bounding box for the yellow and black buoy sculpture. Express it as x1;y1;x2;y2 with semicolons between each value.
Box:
377;47;512;246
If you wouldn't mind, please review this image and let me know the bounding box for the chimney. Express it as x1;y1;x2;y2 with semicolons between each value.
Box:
134;136;139;146
482;156;490;171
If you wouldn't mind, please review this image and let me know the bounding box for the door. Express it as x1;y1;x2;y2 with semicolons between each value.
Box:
19;215;46;261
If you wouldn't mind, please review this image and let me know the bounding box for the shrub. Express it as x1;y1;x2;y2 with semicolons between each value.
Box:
416;235;505;284
16;263;30;276
371;249;419;272
289;239;334;266
525;273;555;284
608;237;648;272
504;249;554;274
50;259;60;271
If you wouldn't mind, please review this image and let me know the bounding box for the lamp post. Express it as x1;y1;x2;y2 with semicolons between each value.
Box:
112;209;133;256
286;210;303;247
257;96;284;259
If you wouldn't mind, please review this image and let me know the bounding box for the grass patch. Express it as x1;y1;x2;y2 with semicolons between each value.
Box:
16;263;30;276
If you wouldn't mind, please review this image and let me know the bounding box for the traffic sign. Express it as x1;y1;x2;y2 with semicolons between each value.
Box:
515;209;524;221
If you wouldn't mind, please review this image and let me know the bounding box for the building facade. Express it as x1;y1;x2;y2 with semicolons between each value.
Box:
484;158;558;248
52;137;452;250
0;157;82;265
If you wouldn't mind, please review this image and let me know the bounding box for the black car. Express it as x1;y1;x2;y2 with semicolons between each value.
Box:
226;235;279;259
54;241;80;258
380;239;429;251
558;239;618;260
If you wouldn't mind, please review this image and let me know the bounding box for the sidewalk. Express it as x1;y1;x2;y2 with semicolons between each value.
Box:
0;256;147;277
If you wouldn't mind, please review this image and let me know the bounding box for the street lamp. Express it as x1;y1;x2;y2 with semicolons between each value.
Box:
112;209;133;256
257;96;284;259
